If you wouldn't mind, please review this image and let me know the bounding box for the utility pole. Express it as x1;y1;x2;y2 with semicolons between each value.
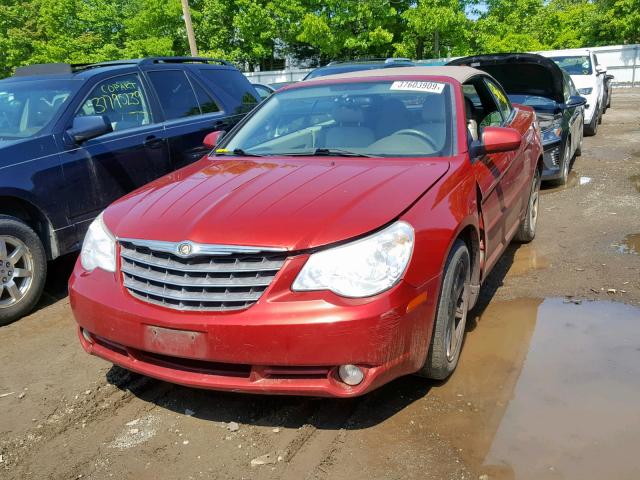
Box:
181;0;199;57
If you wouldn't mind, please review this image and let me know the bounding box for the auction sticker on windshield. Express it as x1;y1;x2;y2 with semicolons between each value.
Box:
390;81;445;93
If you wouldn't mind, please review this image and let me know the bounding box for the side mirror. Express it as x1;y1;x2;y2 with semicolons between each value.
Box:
67;115;112;143
203;130;225;149
470;126;522;158
566;95;587;108
595;65;606;75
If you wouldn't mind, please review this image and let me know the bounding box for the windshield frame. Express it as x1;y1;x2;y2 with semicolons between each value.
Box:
0;78;82;141
215;76;458;159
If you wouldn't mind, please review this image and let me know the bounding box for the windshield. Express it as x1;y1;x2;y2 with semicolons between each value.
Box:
0;80;78;141
550;56;592;75
220;80;453;158
508;94;557;110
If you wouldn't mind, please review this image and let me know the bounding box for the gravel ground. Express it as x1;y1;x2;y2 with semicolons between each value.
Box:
1;89;639;480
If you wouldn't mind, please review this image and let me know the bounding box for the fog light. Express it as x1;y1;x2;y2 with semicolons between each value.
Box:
338;364;364;386
81;328;93;344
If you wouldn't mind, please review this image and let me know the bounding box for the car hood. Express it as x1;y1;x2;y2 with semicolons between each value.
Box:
104;156;450;251
448;53;565;104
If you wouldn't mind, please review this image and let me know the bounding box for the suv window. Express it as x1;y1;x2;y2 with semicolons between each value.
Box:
190;78;221;114
76;74;151;131
147;70;201;120
485;78;512;122
199;69;258;113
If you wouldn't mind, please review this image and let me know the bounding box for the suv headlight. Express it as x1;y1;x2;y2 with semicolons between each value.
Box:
81;213;116;272
578;87;592;95
292;221;414;297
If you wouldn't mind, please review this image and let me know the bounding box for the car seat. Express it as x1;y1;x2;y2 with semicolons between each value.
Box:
374;98;411;138
465;97;479;141
322;104;375;148
415;94;446;149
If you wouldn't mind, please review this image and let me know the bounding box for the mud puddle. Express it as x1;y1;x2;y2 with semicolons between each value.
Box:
507;244;550;276
614;233;640;254
427;298;640;480
541;172;592;195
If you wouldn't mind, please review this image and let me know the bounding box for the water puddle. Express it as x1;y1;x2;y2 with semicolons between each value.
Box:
541;172;592;195
508;245;549;276
613;233;640;254
430;298;640;480
630;174;640;193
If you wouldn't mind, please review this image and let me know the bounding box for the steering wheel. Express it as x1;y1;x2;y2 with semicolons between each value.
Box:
392;129;438;150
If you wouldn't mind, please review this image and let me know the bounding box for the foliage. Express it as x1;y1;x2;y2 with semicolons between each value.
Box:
0;0;638;77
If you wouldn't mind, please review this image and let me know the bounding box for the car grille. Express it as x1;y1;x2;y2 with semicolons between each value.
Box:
119;239;287;312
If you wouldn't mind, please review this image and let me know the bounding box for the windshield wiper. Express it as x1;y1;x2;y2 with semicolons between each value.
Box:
308;148;375;158
214;148;263;157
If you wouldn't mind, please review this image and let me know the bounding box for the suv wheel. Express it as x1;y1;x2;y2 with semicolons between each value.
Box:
584;105;599;136
0;216;47;326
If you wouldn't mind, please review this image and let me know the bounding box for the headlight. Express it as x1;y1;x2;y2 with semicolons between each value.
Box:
536;112;562;138
292;221;414;297
80;213;116;272
578;87;592;95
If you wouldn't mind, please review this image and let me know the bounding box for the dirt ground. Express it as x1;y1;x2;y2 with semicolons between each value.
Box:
1;89;640;480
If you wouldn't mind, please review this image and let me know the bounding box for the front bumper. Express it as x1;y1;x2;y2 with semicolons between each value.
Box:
69;261;439;397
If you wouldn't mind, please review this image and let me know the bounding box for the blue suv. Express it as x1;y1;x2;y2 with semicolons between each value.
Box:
0;57;259;324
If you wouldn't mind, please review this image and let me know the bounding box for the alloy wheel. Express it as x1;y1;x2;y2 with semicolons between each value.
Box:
445;257;469;362
0;236;35;308
529;170;541;231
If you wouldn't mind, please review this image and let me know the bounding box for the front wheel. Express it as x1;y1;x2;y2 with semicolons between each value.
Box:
515;167;541;242
575;128;583;157
0;216;47;326
584;106;599;136
417;239;471;380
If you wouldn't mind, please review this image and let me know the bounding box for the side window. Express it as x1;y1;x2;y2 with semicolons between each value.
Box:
76;74;151;131
199;69;259;113
190;78;221;114
465;79;502;129
485;79;512;123
147;70;201;120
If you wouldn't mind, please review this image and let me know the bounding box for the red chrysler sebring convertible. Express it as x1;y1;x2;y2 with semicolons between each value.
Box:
70;67;543;397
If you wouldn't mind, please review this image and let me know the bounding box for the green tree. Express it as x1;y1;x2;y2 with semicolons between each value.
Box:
297;0;401;61
395;0;471;59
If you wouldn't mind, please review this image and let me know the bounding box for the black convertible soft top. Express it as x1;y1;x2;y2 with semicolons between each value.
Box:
448;53;565;104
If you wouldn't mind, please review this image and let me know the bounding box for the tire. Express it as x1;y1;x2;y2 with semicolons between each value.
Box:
575;127;583;157
515;166;541;243
418;239;471;380
598;108;603;124
0;216;47;326
584;105;599;136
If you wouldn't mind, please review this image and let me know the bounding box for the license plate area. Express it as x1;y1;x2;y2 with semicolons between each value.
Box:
143;325;207;359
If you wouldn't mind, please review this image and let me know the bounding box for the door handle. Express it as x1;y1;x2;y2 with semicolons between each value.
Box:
144;135;164;148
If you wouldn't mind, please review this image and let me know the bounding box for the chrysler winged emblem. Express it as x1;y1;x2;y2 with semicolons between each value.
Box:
177;242;192;257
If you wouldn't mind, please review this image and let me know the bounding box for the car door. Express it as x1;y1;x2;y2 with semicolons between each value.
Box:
59;72;172;236
467;78;528;273
144;69;230;169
